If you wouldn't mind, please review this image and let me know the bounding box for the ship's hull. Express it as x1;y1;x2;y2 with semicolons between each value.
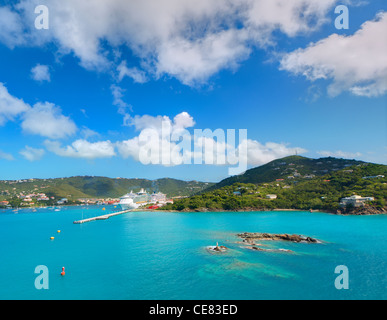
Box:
119;198;139;210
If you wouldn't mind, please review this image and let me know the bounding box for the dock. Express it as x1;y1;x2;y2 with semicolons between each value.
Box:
73;209;133;224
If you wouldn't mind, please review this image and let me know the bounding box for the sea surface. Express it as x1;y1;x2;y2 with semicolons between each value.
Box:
0;206;386;300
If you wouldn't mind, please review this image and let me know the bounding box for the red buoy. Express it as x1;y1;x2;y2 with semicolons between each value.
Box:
61;267;65;276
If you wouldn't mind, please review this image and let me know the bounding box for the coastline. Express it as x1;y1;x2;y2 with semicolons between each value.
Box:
2;204;386;216
158;206;387;216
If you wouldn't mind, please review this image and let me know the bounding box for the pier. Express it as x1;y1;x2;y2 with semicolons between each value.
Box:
73;209;133;224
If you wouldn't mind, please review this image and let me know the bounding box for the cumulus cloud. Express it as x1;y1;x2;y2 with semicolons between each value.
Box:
155;28;251;85
128;111;195;133
0;83;30;125
242;140;307;166
31;64;51;82
245;0;336;38
0;6;26;48
35;110;305;169
9;0;338;85
116;112;195;165
21;102;77;139
19;146;45;161
280;12;387;97
116;111;306;168
0;83;78;139
44;139;116;159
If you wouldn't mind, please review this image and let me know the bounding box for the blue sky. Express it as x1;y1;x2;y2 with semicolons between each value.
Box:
0;0;386;182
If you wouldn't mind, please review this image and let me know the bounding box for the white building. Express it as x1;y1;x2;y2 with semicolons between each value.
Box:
266;194;277;200
339;195;374;207
57;198;68;205
150;192;167;203
362;175;384;179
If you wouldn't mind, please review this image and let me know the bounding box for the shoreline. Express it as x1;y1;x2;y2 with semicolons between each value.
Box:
158;206;387;216
2;204;386;216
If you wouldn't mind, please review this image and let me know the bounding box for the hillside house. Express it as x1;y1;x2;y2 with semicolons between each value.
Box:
339;195;374;207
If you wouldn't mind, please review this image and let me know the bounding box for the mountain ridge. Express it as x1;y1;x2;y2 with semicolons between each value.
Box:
204;155;367;192
0;176;214;200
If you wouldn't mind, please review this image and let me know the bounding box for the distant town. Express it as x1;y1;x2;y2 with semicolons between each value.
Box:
0;189;179;209
0;176;211;209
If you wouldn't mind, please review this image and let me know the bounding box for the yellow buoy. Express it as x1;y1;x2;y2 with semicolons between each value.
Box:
57;230;61;233
102;207;106;211
50;237;55;240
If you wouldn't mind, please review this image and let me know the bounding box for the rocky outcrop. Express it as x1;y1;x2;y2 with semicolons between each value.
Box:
213;245;228;252
336;206;387;216
207;244;228;253
237;232;320;243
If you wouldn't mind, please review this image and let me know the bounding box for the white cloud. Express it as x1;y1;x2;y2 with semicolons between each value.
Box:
0;83;30;125
155;28;251;85
128;111;195;133
0;149;14;161
116;136;141;162
44;139;116;159
116;112;195;165
116;111;306;167
241;140;307;166
173;112;195;131
10;0;338;85
80;127;100;139
246;0;336;39
31;64;51;82
21;102;77;139
280;12;387;97
128;114;172;133
0;6;26;48
317;150;362;159
19;146;45;161
0;83;78;139
110;84;132;125
117;61;148;83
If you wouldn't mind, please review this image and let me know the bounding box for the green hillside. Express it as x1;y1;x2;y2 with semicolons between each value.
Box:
205;155;365;191
161;157;387;214
0;176;214;201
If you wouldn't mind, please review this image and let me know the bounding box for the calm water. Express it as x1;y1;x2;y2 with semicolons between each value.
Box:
0;206;386;300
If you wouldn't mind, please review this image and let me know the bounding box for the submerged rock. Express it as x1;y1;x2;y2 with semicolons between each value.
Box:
246;246;293;253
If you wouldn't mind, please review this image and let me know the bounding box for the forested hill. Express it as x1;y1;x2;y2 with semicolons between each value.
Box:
161;156;387;213
0;176;214;200
206;155;365;191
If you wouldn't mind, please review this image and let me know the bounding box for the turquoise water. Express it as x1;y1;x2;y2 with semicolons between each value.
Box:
0;206;386;300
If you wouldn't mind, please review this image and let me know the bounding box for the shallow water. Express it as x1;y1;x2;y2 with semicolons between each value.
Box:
0;206;386;299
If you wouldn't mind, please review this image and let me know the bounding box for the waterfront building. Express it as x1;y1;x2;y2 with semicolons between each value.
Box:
339;195;374;207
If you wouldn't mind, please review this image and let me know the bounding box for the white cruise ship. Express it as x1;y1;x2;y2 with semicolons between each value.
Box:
118;189;151;210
